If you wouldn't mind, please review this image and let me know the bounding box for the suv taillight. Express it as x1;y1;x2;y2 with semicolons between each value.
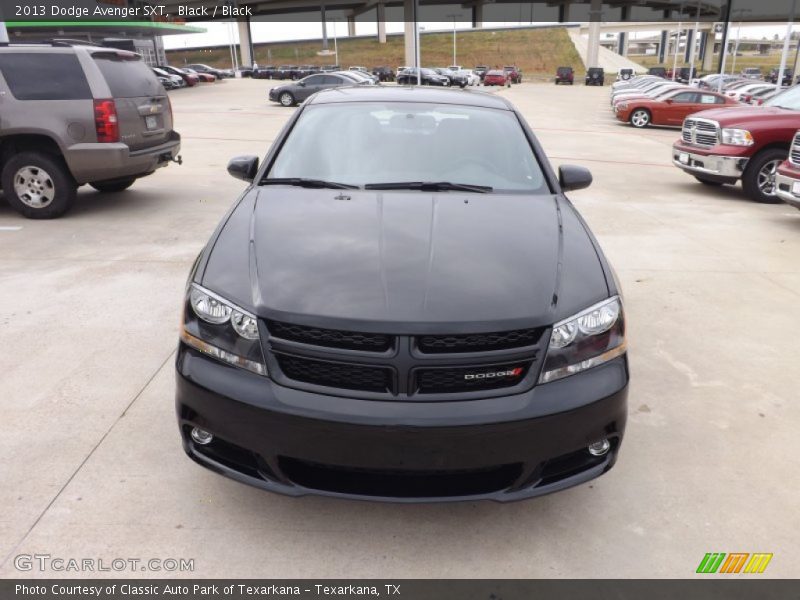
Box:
166;95;173;125
93;99;119;143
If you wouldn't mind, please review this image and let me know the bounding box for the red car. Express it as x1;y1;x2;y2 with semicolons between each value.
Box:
483;70;510;87
184;68;217;83
503;65;522;83
157;65;200;87
615;89;738;128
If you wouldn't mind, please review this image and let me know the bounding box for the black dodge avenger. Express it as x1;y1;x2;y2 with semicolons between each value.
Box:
176;86;628;502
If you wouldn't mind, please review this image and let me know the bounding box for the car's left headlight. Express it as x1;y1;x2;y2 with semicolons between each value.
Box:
180;283;267;376
720;128;754;146
538;296;626;384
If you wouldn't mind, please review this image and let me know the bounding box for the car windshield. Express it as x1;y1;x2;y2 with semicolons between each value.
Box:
763;84;800;110
266;102;548;193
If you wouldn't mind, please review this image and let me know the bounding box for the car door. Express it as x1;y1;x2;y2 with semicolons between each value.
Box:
660;91;699;125
295;74;325;101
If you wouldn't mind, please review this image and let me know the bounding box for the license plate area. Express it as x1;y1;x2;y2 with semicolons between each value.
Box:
679;152;689;165
145;115;158;130
792;181;800;195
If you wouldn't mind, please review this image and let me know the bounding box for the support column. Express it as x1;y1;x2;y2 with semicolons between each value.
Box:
684;28;694;62
617;7;629;56
347;16;356;37
659;30;668;63
586;0;602;69
403;0;415;67
237;19;253;67
472;2;484;28
376;3;386;43
558;3;569;22
701;31;714;70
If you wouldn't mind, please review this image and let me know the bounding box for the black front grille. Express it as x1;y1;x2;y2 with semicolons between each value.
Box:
415;362;531;394
416;328;542;354
275;353;392;393
267;320;393;352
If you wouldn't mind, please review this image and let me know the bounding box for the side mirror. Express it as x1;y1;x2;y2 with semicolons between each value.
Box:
665;98;674;104
227;155;259;182
559;165;593;192
297;81;306;87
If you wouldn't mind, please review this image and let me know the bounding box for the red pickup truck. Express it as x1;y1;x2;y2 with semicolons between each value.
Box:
672;85;800;203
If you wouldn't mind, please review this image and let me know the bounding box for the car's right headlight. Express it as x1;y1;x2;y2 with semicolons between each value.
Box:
180;283;267;376
539;296;626;384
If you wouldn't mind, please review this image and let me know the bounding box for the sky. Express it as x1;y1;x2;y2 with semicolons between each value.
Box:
162;21;791;51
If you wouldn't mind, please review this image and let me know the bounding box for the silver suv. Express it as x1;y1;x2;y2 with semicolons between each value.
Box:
0;43;181;218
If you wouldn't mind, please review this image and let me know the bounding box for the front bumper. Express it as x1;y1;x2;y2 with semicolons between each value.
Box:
775;162;800;210
175;346;629;503
672;144;748;182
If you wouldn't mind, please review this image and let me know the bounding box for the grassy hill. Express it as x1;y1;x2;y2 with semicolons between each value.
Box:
166;27;583;77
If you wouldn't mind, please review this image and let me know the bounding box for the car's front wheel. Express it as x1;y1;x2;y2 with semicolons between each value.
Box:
90;178;136;193
279;92;295;107
1;151;77;219
630;109;651;128
742;148;786;203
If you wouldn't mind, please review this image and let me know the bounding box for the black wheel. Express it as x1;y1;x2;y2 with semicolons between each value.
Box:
694;176;723;186
90;178;136;193
742;148;786;203
1;151;76;219
630;108;651;128
279;91;295;107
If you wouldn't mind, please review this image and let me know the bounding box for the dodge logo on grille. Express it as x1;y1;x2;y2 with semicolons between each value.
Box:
464;367;524;380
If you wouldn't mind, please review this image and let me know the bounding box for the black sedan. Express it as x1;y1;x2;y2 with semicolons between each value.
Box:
176;86;629;503
268;72;361;106
397;68;450;86
186;63;233;79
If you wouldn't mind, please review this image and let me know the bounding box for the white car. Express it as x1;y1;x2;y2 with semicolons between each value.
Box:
455;69;480;86
727;83;776;102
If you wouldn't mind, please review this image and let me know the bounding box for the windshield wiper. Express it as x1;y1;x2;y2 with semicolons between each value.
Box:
260;177;358;189
364;181;492;193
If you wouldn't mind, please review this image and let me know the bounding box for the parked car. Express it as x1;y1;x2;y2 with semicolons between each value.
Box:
768;67;792;86
156;75;176;90
177;85;628;503
617;68;635;82
615;89;738;128
726;83;776;102
647;67;667;78
696;74;741;90
454;69;480;86
338;70;377;86
483;69;510;87
236;65;254;78
186;63;233;79
585;67;605;86
674;66;697;84
320;65;341;73
372;66;395;82
672;85;800;202
183;68;216;83
503;65;522;83
157;65;199;86
0;43;181;218
474;65;489;81
435;67;468;87
396;68;449;86
152;67;185;89
747;86;781;105
611;83;692;108
274;65;297;79
268;72;359;107
555;66;574;85
775;130;800;210
252;65;276;79
741;67;762;80
349;66;378;83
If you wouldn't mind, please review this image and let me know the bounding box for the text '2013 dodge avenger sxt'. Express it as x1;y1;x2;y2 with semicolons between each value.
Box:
176;86;629;502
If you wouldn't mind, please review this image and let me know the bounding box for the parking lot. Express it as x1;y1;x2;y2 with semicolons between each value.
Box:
1;78;798;578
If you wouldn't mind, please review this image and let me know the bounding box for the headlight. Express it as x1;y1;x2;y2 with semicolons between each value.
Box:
181;284;267;376
539;296;626;384
720;128;754;146
617;102;628;110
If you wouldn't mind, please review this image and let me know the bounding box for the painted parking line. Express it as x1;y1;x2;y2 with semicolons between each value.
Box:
0;226;22;231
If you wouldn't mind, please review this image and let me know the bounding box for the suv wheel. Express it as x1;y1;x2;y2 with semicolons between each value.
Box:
742;148;786;204
279;92;295;107
90;178;136;193
630;109;651;128
1;152;76;219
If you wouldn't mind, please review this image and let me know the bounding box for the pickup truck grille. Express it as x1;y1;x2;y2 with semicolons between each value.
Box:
790;132;800;166
267;320;545;400
682;118;719;147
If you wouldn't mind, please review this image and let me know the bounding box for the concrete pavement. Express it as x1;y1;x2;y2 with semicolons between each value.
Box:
1;79;798;579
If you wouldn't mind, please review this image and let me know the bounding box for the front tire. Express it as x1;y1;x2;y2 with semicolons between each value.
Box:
630;109;651;128
742;148;786;203
1;151;76;219
90;178;136;193
279;92;295;107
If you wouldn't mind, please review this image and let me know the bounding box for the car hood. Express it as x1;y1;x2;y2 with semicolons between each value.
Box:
200;188;610;333
689;105;799;127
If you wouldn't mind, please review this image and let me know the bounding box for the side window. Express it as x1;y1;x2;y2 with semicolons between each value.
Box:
671;92;698;103
304;75;324;85
322;76;342;86
700;94;722;104
0;53;91;100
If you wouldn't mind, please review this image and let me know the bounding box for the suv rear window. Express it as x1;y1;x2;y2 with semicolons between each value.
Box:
0;53;91;100
93;53;163;98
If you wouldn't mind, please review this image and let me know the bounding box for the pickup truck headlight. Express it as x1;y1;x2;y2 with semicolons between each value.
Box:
181;284;267;376
539;297;626;384
617;102;628;110
720;128;754;146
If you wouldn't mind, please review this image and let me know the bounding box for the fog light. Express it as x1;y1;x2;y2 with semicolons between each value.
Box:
587;439;610;456
191;427;213;445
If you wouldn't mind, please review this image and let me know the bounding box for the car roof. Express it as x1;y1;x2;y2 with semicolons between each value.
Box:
307;85;513;110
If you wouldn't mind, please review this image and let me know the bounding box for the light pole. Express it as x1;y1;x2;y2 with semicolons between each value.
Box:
446;13;461;66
